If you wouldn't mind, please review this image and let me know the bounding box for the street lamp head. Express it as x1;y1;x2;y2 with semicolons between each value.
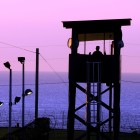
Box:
14;96;21;104
18;57;25;64
0;101;4;106
25;89;33;96
4;62;11;69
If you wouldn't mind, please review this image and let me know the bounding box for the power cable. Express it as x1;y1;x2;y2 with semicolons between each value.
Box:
39;53;66;83
122;55;140;58
121;80;140;84
37;53;85;104
125;43;140;46
0;41;35;53
0;81;68;87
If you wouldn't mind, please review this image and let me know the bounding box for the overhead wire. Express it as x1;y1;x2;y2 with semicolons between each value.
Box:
0;41;69;87
0;81;68;87
122;55;140;58
0;41;140;85
0;79;140;87
0;41;36;53
121;80;140;84
1;40;140;56
125;42;140;46
39;53;67;84
1;41;140;104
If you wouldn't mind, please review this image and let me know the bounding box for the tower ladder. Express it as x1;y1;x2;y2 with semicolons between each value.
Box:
86;61;102;140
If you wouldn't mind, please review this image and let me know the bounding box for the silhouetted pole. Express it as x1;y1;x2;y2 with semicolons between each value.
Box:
113;28;122;140
9;68;12;140
35;48;39;119
4;62;12;140
86;62;91;140
22;60;25;127
67;29;78;140
18;57;26;128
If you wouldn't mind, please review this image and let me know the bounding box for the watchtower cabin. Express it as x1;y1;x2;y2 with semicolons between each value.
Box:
63;19;131;140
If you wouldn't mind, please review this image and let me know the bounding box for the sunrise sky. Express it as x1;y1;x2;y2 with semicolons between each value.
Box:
0;0;139;73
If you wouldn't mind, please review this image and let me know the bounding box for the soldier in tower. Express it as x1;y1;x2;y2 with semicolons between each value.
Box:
92;46;103;61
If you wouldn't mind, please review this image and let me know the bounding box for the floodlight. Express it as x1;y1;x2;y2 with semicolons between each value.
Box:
18;57;25;64
14;96;21;104
4;62;11;69
67;38;72;48
0;101;4;106
25;89;33;96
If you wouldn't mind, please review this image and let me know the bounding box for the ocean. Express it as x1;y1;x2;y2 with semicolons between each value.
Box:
0;72;140;133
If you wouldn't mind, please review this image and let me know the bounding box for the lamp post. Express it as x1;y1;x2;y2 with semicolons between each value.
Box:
4;61;12;140
18;57;25;127
18;57;33;127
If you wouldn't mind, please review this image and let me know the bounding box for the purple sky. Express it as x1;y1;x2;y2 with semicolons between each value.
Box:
0;0;140;73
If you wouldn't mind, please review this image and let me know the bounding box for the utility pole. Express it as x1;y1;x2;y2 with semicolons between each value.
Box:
35;48;39;120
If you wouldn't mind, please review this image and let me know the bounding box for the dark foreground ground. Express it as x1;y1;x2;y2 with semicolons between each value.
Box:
49;129;140;140
0;127;140;140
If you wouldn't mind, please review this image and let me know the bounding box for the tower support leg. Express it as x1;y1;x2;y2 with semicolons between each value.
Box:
113;82;120;140
67;81;76;140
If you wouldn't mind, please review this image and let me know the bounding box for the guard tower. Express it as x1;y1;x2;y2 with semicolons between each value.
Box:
63;19;131;140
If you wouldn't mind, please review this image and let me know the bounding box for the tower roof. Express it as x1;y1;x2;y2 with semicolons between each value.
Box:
63;18;131;41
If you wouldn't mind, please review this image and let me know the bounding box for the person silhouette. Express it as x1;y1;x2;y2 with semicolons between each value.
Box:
92;46;103;60
91;46;103;82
